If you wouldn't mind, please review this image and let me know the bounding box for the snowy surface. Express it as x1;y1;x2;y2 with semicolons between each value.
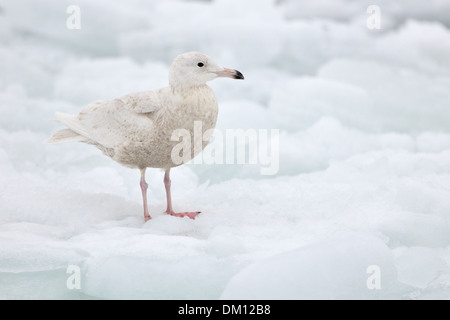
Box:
1;0;450;299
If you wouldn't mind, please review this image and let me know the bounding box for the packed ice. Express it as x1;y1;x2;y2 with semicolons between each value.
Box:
0;0;449;299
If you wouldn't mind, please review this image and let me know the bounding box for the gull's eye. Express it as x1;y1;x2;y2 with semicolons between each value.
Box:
197;62;204;67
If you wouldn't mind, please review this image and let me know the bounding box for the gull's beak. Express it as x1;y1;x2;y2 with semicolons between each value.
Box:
216;67;245;80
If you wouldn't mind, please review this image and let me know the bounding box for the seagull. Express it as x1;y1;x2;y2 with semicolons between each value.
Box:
47;52;244;221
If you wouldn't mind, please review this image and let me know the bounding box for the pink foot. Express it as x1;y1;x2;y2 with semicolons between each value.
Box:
144;215;152;222
166;211;201;219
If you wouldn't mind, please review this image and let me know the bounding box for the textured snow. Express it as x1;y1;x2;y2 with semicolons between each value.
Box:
0;0;450;299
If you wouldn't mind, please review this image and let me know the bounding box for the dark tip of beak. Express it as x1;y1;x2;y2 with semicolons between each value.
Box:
234;70;245;80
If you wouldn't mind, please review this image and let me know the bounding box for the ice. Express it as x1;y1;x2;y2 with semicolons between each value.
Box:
317;58;450;132
268;78;373;132
54;58;169;105
281;0;450;28
1;0;450;299
220;234;404;300
394;247;446;290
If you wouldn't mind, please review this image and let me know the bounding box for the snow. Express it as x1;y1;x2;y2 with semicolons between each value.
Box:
1;0;450;299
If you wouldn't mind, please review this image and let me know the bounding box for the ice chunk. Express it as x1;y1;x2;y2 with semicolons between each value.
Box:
394;247;446;289
220;234;404;299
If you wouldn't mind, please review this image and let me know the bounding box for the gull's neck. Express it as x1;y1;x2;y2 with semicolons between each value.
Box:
170;83;209;97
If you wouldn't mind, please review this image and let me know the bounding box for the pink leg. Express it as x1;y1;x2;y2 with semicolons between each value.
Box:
140;168;151;221
164;169;200;219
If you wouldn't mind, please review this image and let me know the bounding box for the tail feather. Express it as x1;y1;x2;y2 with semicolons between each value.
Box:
55;112;91;138
45;128;85;144
46;112;92;144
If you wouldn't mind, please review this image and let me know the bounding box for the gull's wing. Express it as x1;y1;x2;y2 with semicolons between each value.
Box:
118;88;166;114
55;88;169;148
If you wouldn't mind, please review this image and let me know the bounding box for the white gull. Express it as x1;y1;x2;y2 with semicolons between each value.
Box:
47;51;244;221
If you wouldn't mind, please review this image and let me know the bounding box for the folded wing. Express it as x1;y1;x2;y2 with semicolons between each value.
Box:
51;89;166;148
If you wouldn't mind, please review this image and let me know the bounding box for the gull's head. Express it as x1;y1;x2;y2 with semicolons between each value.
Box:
169;51;244;89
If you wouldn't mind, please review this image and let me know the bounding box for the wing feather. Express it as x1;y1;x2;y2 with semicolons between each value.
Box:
55;89;167;148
